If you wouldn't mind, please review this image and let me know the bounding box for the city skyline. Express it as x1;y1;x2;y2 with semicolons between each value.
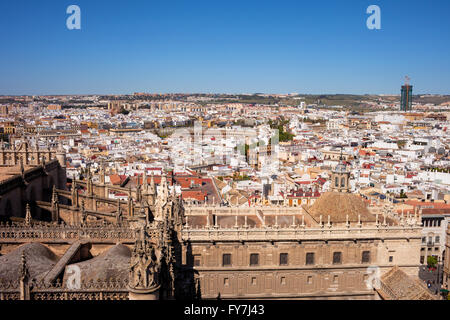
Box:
1;0;450;95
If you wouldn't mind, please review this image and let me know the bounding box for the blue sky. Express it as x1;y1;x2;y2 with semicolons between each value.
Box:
0;0;449;95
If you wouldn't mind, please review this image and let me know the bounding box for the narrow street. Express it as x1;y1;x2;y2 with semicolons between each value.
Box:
418;265;444;298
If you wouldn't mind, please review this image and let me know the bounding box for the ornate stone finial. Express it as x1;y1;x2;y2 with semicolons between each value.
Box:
25;204;32;226
52;185;58;204
149;172;155;194
100;162;106;184
136;183;142;203
19;252;29;282
143;169;148;191
417;207;423;226
319;215;323;227
116;202;123;226
171;184;176;197
80;200;87;225
128;235;160;294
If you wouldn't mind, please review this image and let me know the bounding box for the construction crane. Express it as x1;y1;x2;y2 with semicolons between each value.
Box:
404;76;410;86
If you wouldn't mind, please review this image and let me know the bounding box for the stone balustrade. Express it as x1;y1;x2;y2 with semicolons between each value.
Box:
0;278;129;300
0;221;138;243
181;224;422;242
184;205;305;216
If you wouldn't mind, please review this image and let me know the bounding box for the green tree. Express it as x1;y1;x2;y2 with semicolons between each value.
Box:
427;256;438;268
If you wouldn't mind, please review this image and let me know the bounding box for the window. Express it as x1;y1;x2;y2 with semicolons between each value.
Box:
193;255;201;267
422;237;426;244
362;251;371;264
333;275;339;284
251;277;257;285
280;253;288;266
281;277;286;285
435;236;440;243
307;276;313;284
341;177;345;187
335;177;339;187
333;252;342;264
222;254;231;266
420;256;425;264
224;278;229;286
250;253;259;266
389;256;393;263
306;252;315;265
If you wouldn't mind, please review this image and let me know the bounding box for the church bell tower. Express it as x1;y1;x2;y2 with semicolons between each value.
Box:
330;151;350;193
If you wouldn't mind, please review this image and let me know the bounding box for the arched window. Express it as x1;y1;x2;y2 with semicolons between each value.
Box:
335;177;339;187
341;177;346;187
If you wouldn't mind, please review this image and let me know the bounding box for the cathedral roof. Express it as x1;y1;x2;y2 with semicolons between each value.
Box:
63;244;131;283
0;243;58;282
307;191;375;223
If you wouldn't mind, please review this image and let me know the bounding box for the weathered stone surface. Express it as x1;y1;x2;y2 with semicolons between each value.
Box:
0;243;58;281
62;244;131;283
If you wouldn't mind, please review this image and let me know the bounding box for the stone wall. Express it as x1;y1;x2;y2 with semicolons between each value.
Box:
181;224;422;299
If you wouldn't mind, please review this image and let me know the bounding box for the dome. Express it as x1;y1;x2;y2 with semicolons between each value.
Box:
307;192;375;224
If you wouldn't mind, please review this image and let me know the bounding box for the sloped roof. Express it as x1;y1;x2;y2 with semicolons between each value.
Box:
62;244;131;283
0;243;58;282
377;266;436;300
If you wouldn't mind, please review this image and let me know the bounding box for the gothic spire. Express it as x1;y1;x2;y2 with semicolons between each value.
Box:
25;204;32;226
